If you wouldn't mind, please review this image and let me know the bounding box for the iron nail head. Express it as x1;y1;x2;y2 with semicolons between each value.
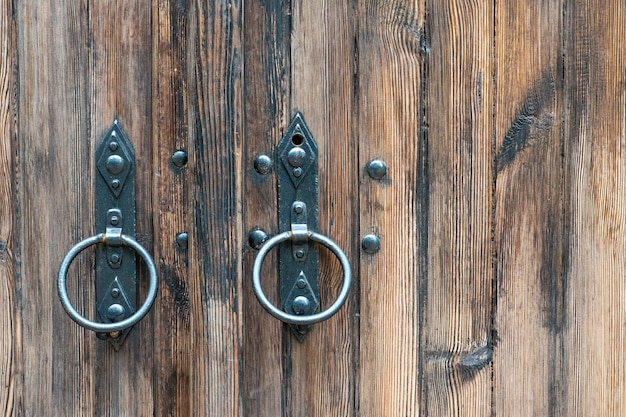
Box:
362;234;381;254
366;159;387;180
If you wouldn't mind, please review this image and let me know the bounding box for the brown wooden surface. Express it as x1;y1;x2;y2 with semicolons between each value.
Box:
563;1;626;414
494;1;564;415
357;1;426;414
2;0;626;416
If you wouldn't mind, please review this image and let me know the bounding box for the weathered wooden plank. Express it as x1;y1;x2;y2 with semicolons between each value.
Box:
88;3;156;416
16;2;96;415
357;1;426;415
186;0;243;415
493;1;564;415
421;1;494;415
0;0;17;414
563;1;626;415
151;1;192;416
288;1;358;416
241;0;289;415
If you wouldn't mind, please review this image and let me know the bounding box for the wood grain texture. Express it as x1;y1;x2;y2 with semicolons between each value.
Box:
186;0;243;415
288;1;358;416
17;2;96;415
493;1;564;416
563;1;626;415
0;0;16;414
357;1;426;415
151;1;192;415
422;0;493;415
242;0;289;415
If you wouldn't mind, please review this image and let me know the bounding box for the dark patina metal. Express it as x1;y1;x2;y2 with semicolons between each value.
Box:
276;113;320;340
95;121;137;349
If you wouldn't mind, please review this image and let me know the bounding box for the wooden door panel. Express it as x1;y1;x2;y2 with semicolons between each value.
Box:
2;0;626;416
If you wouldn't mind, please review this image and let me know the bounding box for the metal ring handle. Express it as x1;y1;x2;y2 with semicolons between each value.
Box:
252;231;352;325
57;233;158;333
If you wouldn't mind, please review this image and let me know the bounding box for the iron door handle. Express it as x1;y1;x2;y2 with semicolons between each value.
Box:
56;121;158;348
250;113;352;339
57;232;158;333
252;230;352;325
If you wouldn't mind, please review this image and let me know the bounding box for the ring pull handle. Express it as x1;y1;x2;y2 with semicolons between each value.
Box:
57;121;157;349
250;113;352;340
252;230;352;325
57;232;158;333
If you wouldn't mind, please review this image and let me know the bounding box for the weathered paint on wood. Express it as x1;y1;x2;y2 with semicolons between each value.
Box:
1;0;626;416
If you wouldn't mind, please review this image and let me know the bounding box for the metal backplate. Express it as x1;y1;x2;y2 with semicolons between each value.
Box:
95;121;136;349
277;112;319;341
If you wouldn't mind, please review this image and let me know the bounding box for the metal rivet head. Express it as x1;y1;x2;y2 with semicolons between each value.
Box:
107;303;126;321
248;229;268;249
111;288;120;298
110;253;121;263
110;215;120;226
362;234;381;254
109;141;119;151
287;147;307;167
176;233;189;249
294;203;304;214
106;155;125;175
293;167;303;177
172;150;188;167
366;159;387;180
254;154;273;175
295;249;305;259
296;278;307;289
111;179;120;189
292;296;311;315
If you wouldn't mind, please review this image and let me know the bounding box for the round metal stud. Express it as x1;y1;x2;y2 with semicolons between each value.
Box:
109;141;119;151
366;159;387;180
361;234;381;254
106;155;125;175
248;229;269;250
292;296;311;315
287;147;307;167
172;150;188;167
107;303;126;321
253;154;273;175
176;232;189;249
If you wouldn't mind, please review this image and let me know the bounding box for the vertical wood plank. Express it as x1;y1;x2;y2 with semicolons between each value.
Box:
289;1;358;416
242;0;289;415
16;2;96;415
89;3;155;416
357;1;426;415
152;1;192;416
563;1;626;415
422;1;494;415
187;0;243;415
0;0;17;413
493;1;564;415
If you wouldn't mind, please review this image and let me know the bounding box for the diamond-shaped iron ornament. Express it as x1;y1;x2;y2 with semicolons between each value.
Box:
278;114;318;188
96;122;135;198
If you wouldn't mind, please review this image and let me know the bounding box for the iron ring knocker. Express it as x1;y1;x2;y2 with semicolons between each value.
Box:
252;231;352;325
57;233;158;333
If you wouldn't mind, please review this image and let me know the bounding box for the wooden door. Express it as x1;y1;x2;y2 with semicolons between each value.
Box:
1;0;625;416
